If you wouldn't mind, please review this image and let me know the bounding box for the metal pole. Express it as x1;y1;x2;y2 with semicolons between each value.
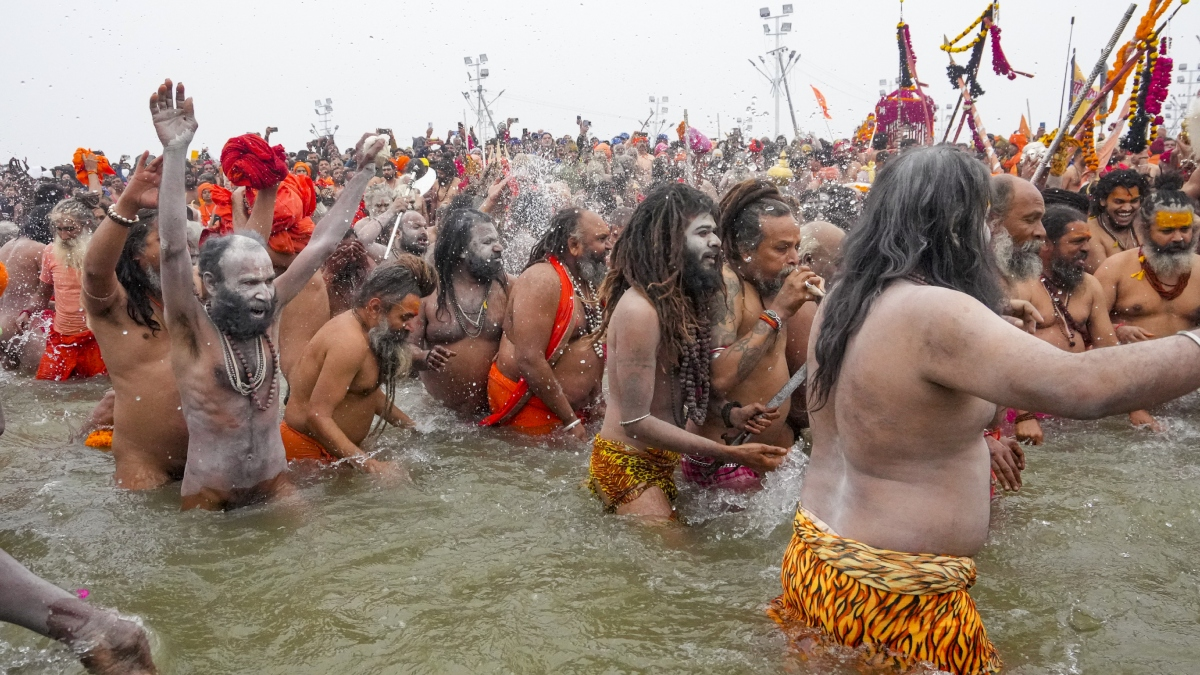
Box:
774;18;782;138
1057;17;1076;127
1034;3;1136;184
778;52;801;139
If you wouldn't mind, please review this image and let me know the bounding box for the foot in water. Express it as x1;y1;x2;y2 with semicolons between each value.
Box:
47;598;157;674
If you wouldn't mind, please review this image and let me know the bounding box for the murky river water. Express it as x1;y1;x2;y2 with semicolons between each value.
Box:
1;371;1198;674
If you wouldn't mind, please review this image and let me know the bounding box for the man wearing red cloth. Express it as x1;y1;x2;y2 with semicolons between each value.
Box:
23;199;107;380
484;208;611;438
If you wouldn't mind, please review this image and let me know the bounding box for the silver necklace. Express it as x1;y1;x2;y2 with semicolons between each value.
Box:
453;280;491;339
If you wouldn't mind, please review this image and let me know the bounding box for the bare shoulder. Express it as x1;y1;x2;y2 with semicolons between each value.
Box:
611;288;659;326
1009;277;1037;303
1095;248;1140;282
515;261;560;290
1081;272;1106;299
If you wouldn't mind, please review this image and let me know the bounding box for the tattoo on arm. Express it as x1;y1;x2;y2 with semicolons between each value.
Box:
731;320;774;382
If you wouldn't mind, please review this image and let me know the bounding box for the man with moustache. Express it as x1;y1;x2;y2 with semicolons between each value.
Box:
22;199;107;380
485;208;612;438
685;180;823;490
1097;190;1200;431
149;79;385;510
590;184;789;522
1085;169;1150;273
1007;205;1119;445
988;175;1047;286
281;264;422;478
80;152;192;488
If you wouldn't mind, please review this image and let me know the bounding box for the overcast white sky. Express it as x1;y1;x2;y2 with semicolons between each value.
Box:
3;0;1197;170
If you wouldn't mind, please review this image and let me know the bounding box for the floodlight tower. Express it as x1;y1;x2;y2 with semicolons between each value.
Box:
755;5;795;138
649;96;670;137
313;98;334;138
464;54;503;166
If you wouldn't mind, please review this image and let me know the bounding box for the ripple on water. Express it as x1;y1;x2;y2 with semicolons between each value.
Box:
1;375;1199;673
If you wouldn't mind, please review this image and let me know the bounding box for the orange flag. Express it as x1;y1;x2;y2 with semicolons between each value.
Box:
811;86;832;120
1019;115;1033;142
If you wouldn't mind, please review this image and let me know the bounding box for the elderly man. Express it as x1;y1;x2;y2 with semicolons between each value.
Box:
1097;189;1200;431
23;199;107;380
485;208;611;437
590;184;788;522
282;264;421;477
149;79;383;510
1085;169;1150;273
81;152;191;488
988;175;1046;285
771;146;1200;675
1007;205;1119;445
411;207;509;417
685;180;822;490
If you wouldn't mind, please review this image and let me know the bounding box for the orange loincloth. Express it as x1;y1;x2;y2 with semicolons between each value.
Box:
769;505;1001;675
35;329;106;381
480;255;576;431
280;421;336;463
485;363;563;435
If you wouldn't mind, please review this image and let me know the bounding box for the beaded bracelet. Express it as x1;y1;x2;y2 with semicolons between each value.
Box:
106;204;138;227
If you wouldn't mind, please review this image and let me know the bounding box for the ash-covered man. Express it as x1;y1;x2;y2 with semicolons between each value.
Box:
1084;169;1150;273
282;264;422;477
411;207;509;417
590;184;789;522
484;208;610;437
685;180;823;490
1007;205;1118;445
1097;189;1200;431
22;199;107;380
149;79;385;510
81;152;191;488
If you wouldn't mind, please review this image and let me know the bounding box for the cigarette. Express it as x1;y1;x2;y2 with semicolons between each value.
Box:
805;281;826;298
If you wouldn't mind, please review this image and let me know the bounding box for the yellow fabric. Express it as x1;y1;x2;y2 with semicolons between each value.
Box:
587;435;680;510
768;505;1002;675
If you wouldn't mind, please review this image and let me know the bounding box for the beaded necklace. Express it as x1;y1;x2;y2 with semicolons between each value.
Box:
561;262;605;360
216;329;279;412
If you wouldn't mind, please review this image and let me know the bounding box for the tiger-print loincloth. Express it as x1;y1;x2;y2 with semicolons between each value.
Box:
588;435;680;511
768;505;1002;675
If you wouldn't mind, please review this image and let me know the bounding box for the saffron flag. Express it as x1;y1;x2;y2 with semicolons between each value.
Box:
1019;115;1033;141
1069;60;1099;127
811;86;832;120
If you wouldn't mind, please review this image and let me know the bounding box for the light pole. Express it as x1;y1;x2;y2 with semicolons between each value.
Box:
312;98;335;140
752;5;795;139
648;96;670;137
464;54;502;166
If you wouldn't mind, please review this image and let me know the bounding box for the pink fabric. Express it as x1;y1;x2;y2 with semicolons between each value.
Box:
681;456;762;491
40;245;87;336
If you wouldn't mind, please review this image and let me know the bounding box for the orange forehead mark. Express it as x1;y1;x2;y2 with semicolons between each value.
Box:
1155;211;1194;230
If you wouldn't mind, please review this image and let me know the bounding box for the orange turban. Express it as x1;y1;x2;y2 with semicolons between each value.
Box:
292;161;312;177
220;134;288;188
199;184;235;246
72;148;117;185
247;173;317;255
196;182;219;225
393;156;411;174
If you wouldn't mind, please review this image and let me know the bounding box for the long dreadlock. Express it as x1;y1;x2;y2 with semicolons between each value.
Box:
599;183;719;366
716;179;793;261
525;207;585;270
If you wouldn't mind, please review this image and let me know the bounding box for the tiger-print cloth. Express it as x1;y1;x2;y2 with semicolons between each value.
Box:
768;505;1002;675
588;436;680;511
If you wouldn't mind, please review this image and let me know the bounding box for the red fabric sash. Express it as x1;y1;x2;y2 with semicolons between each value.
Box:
480;256;575;426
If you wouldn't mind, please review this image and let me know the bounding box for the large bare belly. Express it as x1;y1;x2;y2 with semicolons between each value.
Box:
419;337;497;415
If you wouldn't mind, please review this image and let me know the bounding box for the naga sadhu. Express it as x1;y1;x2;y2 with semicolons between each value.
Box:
775;146;1200;674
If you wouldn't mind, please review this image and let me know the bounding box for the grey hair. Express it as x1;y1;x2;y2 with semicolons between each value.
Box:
49;198;97;230
988;175;1017;225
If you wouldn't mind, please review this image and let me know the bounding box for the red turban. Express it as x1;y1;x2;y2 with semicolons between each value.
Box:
220;134;288;189
246;173;317;255
72;148;117;185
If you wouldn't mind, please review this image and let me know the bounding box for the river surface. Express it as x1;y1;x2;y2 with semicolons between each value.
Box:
1;371;1198;674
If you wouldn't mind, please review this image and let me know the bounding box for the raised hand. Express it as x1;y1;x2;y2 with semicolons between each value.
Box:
352;133;387;169
121;152;163;210
148;79;197;151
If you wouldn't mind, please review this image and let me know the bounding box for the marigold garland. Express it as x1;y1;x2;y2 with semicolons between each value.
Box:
940;3;998;53
1081;119;1100;171
1102;0;1174;123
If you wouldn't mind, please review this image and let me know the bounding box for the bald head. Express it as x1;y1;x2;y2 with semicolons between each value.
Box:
799;220;845;280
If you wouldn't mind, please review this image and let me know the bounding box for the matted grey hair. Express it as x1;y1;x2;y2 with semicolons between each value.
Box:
49;198;97;230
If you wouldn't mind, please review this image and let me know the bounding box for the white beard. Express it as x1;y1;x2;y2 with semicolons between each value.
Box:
52;231;91;271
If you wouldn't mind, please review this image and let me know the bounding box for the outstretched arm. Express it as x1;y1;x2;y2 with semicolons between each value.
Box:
82;152;162;317
239;182;279;241
149;80;201;331
922;286;1200;419
274;134;384;307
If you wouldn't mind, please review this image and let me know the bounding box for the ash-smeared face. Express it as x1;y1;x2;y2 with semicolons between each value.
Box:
207;237;277;340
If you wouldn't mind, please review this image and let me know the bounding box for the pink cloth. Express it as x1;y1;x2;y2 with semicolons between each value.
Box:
681;456;762;491
40;245;87;336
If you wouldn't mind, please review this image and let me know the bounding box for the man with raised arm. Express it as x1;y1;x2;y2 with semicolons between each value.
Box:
685;179;823;490
770;146;1200;675
485;208;611;438
81;152;190;488
590;184;789;522
149;79;385;510
410;207;509;417
281;264;422;476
